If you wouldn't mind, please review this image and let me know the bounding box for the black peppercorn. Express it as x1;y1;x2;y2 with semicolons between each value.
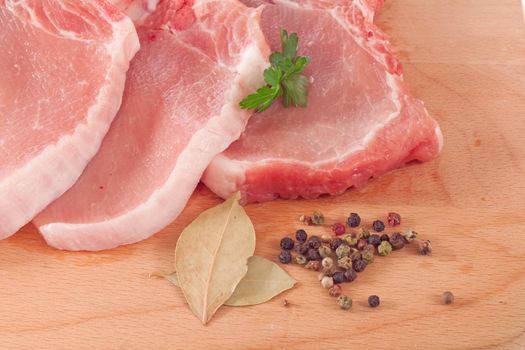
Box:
416;240;432;255
343;268;357;282
353;259;367;272
294;242;309;255
307;248;322;261
372;220;385;232
390;232;405;250
368;234;382;247
368;295;380;307
380;234;390;242
332;271;345;284
356;238;368;251
330;237;343;251
280;237;295;250
279;250;292;264
295;229;308;243
347;213;361;227
308;235;321;249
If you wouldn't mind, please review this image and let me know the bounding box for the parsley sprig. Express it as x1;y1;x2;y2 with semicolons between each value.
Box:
239;29;310;113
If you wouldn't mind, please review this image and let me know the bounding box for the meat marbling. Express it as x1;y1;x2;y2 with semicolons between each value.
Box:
0;0;139;238
34;0;270;251
202;0;443;203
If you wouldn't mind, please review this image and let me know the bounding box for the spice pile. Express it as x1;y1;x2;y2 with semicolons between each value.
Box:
279;212;432;310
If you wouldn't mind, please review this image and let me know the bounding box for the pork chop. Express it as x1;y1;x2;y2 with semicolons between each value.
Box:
0;0;139;239
202;0;443;203
34;0;270;251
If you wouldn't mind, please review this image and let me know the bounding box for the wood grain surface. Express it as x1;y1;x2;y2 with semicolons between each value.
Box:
1;1;525;349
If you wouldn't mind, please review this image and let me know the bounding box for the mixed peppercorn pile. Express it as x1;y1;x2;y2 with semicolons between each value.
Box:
279;212;434;310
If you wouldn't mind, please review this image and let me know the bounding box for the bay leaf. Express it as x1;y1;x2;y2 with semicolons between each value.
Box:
225;256;296;306
175;192;256;324
164;257;296;307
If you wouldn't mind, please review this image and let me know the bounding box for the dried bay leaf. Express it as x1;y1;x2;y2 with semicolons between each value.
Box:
175;192;255;324
225;256;296;306
164;257;296;307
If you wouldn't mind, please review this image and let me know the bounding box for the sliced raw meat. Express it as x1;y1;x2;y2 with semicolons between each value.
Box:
34;0;270;251
108;0;159;24
0;0;139;239
202;0;443;203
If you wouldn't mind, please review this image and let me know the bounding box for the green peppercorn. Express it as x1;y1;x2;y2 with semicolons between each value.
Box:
343;268;357;282
390;232;405;250
337;256;353;270
307;248;322;261
368;295;380;307
280;237;295;250
372;220;385;232
321;257;334;270
330;237;343;251
353;259;367;272
442;291;454;304
378;241;393;256
361;249;374;264
312;211;325;225
332;271;345;284
361;227;370;239
308;235;321;249
337;295;352;310
335;244;351;258
403;228;418;243
295;229;308;243
356;238;368;251
329;285;342;297
318;245;332;258
342;232;358;246
304;260;321;271
279;250;292;264
416;239;432;255
294;254;307;265
347;213;361;227
321;276;334;289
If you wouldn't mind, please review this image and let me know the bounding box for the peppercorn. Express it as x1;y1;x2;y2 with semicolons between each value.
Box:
279;250;292;264
307;248;322;261
331;222;346;236
280;237;295;250
294;242;309;255
350;250;362;264
335;244;351;258
342;232;358;246
295;229;308;243
337;295;352;310
442;291;454;304
323;266;336;276
356;238;368;251
361;249;374;264
330;237;343;251
387;212;401;227
368;234;382;247
378;241;393;256
361;227;370;239
380;233;390;242
389;232;405;250
329;285;342;297
337;256;353;270
368;295;380;308
308;235;321;249
312;211;325;225
332;271;345;284
294;254;307;265
416;240;432;255
321;276;334;289
353;259;367;272
321;233;333;243
343;268;357;282
372;220;385;232
304;260;321;271
321;257;334;270
403;228;418;243
347;213;361;227
318;245;332;258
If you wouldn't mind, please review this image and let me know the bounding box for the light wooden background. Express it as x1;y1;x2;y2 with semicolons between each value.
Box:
1;0;525;349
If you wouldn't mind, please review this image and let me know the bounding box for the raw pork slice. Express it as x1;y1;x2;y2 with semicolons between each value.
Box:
108;0;159;24
202;0;443;203
0;0;139;239
34;0;269;251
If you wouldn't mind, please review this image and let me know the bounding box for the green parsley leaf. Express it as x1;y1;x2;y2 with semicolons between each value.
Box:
239;28;310;113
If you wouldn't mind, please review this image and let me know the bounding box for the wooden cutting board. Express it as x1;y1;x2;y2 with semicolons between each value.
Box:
1;1;525;349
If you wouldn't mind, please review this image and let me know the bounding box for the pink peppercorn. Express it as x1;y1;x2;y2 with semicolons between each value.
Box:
331;223;346;236
387;212;401;227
